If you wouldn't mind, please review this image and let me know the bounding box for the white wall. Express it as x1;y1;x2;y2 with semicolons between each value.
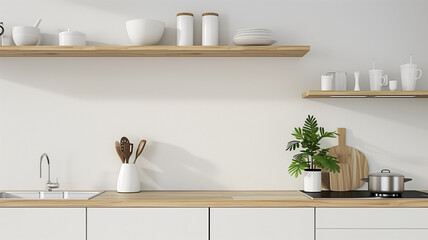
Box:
0;0;427;190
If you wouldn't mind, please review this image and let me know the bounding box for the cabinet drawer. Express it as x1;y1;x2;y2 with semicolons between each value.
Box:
88;208;208;240
317;208;428;229
211;208;314;240
317;229;428;240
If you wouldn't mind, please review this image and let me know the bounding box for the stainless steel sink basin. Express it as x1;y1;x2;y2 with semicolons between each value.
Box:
0;191;103;200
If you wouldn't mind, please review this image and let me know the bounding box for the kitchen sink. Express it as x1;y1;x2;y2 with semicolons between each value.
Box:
0;191;103;200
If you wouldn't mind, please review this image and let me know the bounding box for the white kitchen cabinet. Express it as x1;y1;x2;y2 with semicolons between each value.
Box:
317;208;428;229
0;208;86;240
316;208;428;240
317;229;428;240
210;208;314;240
87;208;208;240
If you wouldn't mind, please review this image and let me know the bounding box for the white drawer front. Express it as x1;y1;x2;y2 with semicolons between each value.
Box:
317;208;428;229
211;208;314;240
317;229;428;240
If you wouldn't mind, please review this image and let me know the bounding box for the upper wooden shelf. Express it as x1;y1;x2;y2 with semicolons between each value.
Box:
302;90;428;98
0;45;310;57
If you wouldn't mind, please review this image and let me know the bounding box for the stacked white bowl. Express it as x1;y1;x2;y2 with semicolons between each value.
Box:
232;28;276;46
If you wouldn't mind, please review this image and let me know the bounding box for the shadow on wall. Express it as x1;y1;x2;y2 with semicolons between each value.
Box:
0;57;303;100
138;141;222;190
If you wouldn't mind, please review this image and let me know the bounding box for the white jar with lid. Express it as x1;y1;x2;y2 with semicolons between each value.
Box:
59;29;86;46
202;12;219;46
177;12;194;46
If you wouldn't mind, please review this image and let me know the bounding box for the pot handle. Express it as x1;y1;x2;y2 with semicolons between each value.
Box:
361;178;369;183
404;178;412;183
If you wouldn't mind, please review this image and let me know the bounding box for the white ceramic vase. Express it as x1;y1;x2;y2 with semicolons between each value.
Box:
117;164;141;193
303;169;321;192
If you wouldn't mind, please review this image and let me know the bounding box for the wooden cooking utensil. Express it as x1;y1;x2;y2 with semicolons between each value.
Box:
115;141;125;163
134;140;147;164
321;128;369;191
122;142;134;164
120;137;130;152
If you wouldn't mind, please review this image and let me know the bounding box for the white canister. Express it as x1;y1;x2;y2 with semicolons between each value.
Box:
117;163;141;193
59;29;86;46
321;75;333;91
177;12;194;46
303;169;321;192
202;12;219;46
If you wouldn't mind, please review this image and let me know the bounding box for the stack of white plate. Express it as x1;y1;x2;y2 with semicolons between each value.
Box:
232;28;276;46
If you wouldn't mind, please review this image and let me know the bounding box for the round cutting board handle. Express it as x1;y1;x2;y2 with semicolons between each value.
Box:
337;128;346;146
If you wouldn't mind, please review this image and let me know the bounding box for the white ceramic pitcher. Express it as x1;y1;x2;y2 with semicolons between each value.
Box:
401;63;422;91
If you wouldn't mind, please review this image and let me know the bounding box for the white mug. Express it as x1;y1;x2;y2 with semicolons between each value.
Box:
321;75;333;91
401;64;422;91
389;80;398;91
369;69;388;91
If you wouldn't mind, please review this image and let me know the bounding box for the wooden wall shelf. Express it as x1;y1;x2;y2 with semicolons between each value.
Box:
302;90;428;98
0;46;310;57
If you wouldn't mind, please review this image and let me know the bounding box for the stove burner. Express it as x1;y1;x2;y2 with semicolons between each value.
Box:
372;193;401;198
300;190;428;199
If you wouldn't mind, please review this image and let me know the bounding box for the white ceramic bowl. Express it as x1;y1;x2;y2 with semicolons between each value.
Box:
126;19;165;45
12;26;40;46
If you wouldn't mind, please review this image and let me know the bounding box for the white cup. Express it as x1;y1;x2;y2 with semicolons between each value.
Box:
321;75;333;91
401;64;422;91
389;80;398;91
369;69;388;91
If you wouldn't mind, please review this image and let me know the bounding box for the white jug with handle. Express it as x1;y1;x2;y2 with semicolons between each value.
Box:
401;63;422;91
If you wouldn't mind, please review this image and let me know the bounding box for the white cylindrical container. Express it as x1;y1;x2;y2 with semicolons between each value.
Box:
202;12;219;46
59;29;86;46
321;75;333;91
177;12;194;46
303;169;321;192
117;164;141;193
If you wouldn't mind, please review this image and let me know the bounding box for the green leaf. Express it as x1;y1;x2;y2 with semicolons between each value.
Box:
288;154;310;178
313;155;340;173
286;140;300;151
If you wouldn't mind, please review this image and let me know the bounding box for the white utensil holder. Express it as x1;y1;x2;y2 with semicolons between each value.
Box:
117;163;141;193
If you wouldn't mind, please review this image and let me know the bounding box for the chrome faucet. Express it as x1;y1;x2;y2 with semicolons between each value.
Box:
40;153;59;191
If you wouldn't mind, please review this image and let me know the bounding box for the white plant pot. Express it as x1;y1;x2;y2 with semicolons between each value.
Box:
303;169;321;192
117;164;141;193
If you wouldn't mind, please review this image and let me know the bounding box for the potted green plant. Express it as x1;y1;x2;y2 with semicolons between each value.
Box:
286;115;340;192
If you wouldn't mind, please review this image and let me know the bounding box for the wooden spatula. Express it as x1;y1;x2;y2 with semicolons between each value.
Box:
134;140;147;164
115;141;125;163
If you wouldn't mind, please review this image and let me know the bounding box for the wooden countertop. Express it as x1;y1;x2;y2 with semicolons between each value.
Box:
2;191;428;208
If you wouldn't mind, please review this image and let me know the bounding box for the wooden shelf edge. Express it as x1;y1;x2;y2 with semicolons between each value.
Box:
0;45;310;57
302;90;428;98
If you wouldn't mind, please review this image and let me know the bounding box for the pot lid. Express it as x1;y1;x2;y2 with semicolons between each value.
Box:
369;169;404;177
59;28;85;36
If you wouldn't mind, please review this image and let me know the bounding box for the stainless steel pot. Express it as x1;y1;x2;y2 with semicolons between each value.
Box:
361;169;412;197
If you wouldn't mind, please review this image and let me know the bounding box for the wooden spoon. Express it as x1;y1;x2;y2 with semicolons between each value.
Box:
134;140;147;164
123;142;134;164
115;141;125;163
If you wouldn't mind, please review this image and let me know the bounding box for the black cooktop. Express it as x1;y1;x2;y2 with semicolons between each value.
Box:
300;190;428;199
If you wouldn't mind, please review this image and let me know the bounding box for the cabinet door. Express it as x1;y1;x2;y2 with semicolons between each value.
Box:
317;229;428;240
211;208;314;240
0;208;86;240
87;208;208;240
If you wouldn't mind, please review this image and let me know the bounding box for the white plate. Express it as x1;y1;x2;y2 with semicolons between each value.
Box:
236;29;272;34
234;33;273;38
233;36;275;40
232;38;276;46
236;28;272;32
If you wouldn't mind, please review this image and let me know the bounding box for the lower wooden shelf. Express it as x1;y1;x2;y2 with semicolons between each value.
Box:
0;45;310;57
302;90;428;98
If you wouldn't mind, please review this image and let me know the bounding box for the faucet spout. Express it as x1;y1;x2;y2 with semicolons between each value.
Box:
39;153;59;191
40;153;50;182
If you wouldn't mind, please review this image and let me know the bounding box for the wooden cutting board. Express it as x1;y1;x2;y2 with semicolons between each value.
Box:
321;128;369;191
